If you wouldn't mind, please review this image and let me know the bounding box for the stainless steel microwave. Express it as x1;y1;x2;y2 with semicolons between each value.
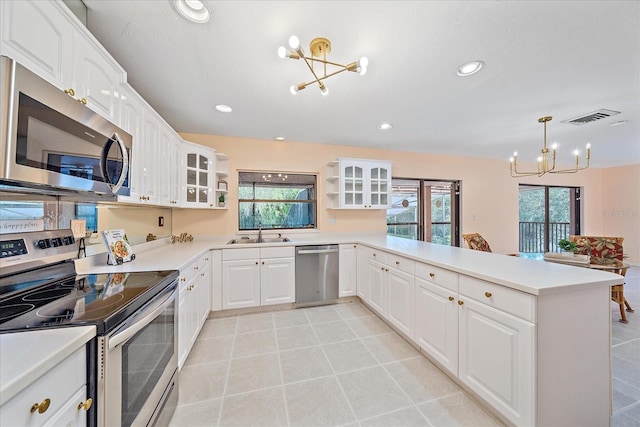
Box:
0;56;132;196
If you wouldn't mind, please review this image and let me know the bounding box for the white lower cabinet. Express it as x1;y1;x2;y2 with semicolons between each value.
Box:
365;257;386;315
414;276;459;375
338;244;358;297
386;263;415;339
221;247;295;309
0;347;89;427
356;245;367;300
458;296;535;426
178;253;212;369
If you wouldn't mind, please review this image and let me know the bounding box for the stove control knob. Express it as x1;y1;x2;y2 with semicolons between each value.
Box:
36;239;50;249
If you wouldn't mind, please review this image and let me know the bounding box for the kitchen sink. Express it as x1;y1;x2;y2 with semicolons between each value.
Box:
226;237;291;245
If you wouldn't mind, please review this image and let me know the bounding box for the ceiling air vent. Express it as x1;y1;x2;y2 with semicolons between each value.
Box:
562;109;621;125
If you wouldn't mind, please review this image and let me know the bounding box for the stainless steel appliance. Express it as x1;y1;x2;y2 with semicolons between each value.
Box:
0;56;132;197
295;245;339;306
0;229;178;427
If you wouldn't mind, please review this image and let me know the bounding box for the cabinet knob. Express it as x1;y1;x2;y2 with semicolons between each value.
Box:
484;292;492;298
180;277;186;282
385;268;389;272
255;261;259;265
262;261;265;265
448;296;455;301
380;267;384;271
429;272;435;278
205;257;209;261
77;97;87;105
194;265;199;270
458;300;464;306
64;88;75;96
353;245;356;248
395;261;400;265
30;398;51;414
77;398;93;411
373;253;376;257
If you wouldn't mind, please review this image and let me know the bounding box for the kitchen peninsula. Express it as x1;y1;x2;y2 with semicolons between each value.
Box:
75;233;621;427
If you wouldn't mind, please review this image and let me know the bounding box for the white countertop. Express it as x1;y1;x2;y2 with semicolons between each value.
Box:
75;233;623;296
0;326;96;405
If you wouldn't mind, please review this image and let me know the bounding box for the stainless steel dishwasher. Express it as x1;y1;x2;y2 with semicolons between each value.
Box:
295;245;339;306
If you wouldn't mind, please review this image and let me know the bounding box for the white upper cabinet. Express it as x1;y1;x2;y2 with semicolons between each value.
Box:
70;31;123;121
117;84;144;203
181;142;215;208
0;0;125;120
0;1;73;88
326;158;392;209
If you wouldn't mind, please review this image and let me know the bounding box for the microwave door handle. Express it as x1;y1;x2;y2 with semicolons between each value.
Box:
108;289;174;350
101;132;129;194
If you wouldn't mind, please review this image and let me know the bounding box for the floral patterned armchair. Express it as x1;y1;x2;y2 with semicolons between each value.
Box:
570;235;633;323
462;233;492;252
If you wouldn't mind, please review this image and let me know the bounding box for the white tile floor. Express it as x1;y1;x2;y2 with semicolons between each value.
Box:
170;303;503;427
612;267;640;427
170;267;640;427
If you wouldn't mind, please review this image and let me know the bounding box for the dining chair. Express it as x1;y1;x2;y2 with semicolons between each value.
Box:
570;235;634;323
462;233;493;252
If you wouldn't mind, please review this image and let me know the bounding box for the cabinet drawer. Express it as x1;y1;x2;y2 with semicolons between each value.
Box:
364;246;387;264
386;253;414;275
180;259;199;285
199;252;212;270
459;275;536;322
260;246;295;259
222;248;260;261
415;262;458;292
0;347;86;427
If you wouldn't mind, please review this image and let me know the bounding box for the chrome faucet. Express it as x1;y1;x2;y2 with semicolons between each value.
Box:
257;222;263;243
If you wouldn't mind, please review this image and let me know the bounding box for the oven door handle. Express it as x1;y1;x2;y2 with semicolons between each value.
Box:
108;289;175;350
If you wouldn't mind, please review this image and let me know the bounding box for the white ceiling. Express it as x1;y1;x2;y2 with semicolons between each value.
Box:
83;0;640;168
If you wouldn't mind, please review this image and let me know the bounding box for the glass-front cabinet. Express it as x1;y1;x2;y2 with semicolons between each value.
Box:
326;158;392;209
181;142;214;208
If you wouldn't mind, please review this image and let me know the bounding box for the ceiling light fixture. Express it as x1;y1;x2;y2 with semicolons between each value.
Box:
275;136;285;141
174;0;210;23
457;60;484;77
509;116;591;177
378;122;393;130
278;36;368;95
610;120;627;126
215;104;232;113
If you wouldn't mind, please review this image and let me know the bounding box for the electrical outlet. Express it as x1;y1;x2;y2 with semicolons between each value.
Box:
158;216;164;227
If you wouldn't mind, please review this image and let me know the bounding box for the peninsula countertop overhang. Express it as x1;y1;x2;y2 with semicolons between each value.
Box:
74;233;624;297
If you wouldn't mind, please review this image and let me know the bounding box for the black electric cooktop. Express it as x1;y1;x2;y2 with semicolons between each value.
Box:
0;261;178;335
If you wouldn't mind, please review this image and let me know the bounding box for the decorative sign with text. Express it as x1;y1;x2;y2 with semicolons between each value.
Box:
0;219;45;234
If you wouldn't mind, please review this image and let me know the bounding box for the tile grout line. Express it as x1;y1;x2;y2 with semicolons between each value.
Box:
272;312;291;427
216;316;239;426
308;306;360;424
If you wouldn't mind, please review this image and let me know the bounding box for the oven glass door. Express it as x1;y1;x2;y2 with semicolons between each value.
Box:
120;296;176;426
15;92;130;193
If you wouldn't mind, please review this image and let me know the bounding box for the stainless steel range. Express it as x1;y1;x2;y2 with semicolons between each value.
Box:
0;229;179;427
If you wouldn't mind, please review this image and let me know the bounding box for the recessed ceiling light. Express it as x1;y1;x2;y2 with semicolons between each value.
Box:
275;136;285;141
610;120;627;126
378;122;393;130
215;104;232;113
174;0;210;24
457;60;484;77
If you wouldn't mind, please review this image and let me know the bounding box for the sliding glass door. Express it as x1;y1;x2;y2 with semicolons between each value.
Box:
518;184;581;253
387;179;460;246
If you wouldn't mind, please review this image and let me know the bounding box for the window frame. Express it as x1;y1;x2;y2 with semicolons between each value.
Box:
237;171;318;231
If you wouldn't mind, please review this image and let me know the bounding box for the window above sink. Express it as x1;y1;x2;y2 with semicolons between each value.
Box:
238;171;317;231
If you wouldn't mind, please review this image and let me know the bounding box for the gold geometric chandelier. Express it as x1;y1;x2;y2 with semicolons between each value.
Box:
278;35;368;96
509;116;591;177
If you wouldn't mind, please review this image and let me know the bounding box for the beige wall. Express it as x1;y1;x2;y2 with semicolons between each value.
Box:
173;133;639;263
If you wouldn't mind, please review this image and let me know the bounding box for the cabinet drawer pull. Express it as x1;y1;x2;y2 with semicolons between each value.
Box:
180;277;186;282
429;272;435;278
485;292;492;298
31;398;51;414
78;398;93;411
457;300;464;306
194;265;198;270
395;261;400;265
77;97;87;105
64;88;75;96
448;296;455;301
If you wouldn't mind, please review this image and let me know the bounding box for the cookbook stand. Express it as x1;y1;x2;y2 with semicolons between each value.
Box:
101;229;136;265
